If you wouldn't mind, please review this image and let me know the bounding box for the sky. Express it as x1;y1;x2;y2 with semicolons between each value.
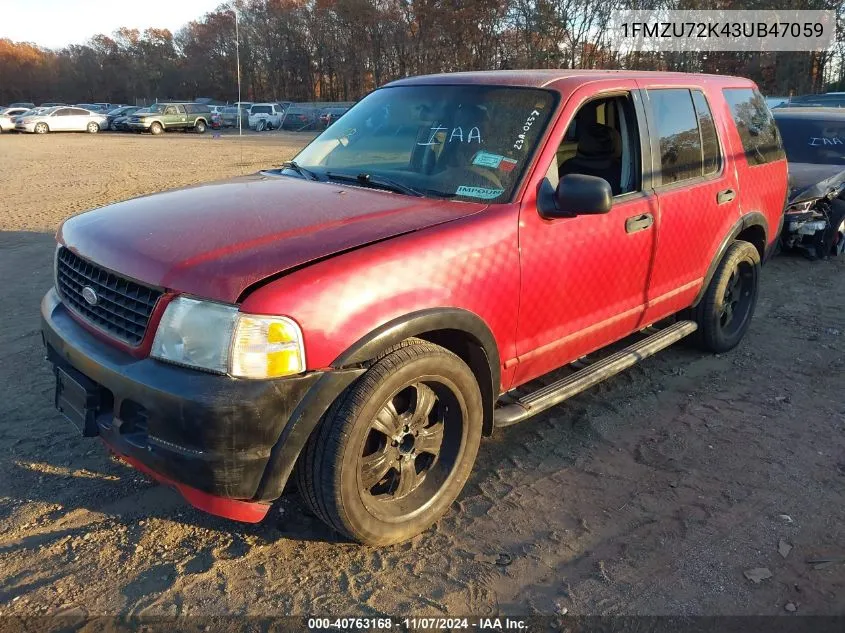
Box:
0;0;223;49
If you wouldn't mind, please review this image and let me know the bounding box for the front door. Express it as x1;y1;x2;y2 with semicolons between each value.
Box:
513;83;657;386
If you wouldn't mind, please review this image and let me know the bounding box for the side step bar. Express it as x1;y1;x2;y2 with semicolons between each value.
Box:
493;320;698;428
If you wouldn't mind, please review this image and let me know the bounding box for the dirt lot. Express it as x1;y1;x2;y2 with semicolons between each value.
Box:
1;132;844;620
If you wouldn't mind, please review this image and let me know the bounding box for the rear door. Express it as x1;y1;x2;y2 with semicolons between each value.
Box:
641;85;742;324
52;108;74;131
68;108;91;130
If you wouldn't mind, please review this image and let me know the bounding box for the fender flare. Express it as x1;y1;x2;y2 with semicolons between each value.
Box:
333;307;500;383
692;212;768;306
251;308;502;502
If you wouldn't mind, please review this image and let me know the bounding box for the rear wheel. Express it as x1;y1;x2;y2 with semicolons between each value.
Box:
194;120;206;134
690;240;760;353
34;122;48;134
296;340;483;545
150;121;163;135
86;121;99;134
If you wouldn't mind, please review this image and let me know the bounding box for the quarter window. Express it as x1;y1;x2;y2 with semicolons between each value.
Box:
723;88;785;166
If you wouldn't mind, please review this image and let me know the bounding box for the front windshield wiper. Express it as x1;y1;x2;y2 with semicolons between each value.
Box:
326;171;424;197
280;160;321;181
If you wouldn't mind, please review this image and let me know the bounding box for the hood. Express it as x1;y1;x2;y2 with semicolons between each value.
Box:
58;173;487;302
788;162;845;206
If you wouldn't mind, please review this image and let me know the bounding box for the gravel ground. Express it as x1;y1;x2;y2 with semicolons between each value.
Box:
1;131;844;620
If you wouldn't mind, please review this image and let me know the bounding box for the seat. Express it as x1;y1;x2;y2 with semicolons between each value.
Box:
558;123;623;195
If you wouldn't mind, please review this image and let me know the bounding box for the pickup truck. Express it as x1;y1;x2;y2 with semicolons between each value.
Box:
42;70;787;545
126;102;211;135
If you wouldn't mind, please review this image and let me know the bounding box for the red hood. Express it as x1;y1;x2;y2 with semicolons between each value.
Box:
58;173;487;302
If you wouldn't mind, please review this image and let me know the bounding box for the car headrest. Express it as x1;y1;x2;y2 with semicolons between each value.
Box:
577;123;622;159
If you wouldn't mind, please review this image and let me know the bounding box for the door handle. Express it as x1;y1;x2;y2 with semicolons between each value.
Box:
625;213;654;234
717;188;736;204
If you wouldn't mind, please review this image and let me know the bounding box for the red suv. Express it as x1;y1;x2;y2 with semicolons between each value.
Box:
42;71;787;545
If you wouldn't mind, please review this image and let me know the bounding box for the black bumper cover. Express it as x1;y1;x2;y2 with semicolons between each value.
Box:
41;288;361;503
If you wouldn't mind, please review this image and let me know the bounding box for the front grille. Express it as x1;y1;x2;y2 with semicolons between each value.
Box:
56;247;162;346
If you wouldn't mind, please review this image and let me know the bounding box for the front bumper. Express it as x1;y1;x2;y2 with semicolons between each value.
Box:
41;288;360;521
15;123;35;133
126;121;152;130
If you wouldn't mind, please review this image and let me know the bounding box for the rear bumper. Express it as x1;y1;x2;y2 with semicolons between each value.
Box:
41;288;360;521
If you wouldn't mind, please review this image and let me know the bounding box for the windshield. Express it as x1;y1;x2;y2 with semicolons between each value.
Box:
291;85;557;202
777;116;845;165
252;105;272;115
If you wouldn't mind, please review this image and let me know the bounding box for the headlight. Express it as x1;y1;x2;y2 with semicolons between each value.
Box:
151;296;305;379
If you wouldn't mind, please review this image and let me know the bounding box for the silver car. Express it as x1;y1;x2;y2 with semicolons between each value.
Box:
15;106;108;134
0;107;31;132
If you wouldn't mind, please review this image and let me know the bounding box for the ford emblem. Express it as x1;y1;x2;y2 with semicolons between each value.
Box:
81;286;98;306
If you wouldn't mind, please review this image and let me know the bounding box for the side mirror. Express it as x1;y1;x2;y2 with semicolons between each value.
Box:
537;173;613;219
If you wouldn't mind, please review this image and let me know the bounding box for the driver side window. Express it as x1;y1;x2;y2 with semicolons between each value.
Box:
547;94;642;197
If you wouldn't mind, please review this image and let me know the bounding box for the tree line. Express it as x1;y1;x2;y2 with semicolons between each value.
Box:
1;0;843;107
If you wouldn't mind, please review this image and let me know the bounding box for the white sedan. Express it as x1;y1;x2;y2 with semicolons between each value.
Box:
15;106;108;134
0;107;31;132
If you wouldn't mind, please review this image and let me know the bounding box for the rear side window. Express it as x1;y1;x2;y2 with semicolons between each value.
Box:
691;91;720;175
723;88;785;166
648;89;703;185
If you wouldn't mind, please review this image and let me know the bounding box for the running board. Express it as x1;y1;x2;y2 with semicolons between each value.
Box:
493;320;698;428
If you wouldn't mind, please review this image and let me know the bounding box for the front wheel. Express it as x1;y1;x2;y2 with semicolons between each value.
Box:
87;122;99;134
296;340;483;545
691;240;760;353
34;122;49;134
150;122;163;135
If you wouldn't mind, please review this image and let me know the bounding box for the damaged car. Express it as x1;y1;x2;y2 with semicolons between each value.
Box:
774;107;845;258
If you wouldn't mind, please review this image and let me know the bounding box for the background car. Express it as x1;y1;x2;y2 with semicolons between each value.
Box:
75;103;111;114
0;107;31;132
126;102;211;134
773;107;845;257
106;106;141;130
774;93;845;109
8;102;35;109
16;106;108;134
248;103;285;131
280;106;316;130
39;102;66;108
318;106;350;128
220;106;249;128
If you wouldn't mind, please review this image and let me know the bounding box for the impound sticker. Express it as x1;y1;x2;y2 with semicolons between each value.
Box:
456;185;505;199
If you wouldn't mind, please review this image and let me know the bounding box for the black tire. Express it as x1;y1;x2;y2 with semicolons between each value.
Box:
150;121;163;135
690;240;760;353
296;339;483;545
194;120;206;134
34;122;49;134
